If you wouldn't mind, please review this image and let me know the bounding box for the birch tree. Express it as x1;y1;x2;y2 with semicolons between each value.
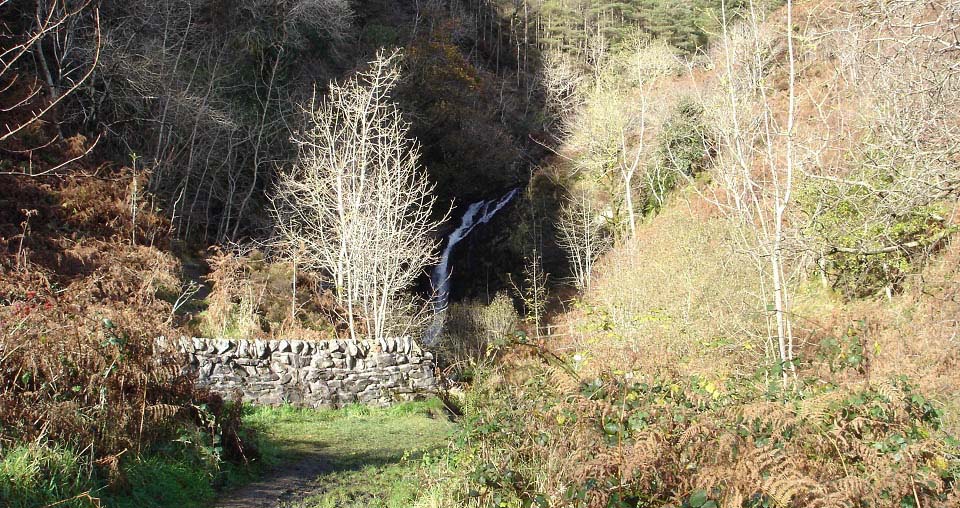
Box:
556;188;609;290
272;50;443;341
661;0;800;381
565;38;677;237
617;37;678;234
702;0;799;382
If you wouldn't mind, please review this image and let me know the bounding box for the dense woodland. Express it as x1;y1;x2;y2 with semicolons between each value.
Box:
1;0;959;507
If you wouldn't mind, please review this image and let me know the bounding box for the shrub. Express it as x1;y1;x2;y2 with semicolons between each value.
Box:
641;97;715;215
104;438;223;508
437;293;520;378
656;98;714;175
200;248;339;339
798;171;955;299
0;173;253;505
579;194;766;379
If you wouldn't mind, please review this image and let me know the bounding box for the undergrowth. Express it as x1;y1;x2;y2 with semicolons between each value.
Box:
0;172;256;506
426;350;960;508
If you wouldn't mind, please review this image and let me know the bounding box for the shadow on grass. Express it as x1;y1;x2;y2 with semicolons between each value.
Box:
214;399;454;508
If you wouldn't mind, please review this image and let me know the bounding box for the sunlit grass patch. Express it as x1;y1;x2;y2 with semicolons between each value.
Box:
243;398;454;508
0;442;88;508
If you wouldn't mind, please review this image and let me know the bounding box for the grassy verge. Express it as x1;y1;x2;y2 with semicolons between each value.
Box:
1;398;454;508
242;398;455;508
0;437;223;508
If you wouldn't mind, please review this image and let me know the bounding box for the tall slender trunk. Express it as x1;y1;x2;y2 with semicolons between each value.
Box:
624;173;636;235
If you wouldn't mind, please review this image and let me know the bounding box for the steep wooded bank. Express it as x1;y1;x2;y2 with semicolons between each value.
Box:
2;0;960;507
1;0;551;289
420;1;960;507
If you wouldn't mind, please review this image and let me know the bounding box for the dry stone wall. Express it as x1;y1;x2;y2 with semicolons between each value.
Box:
163;336;438;407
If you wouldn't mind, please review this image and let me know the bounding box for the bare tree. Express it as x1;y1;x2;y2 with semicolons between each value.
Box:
698;0;799;382
617;37;678;235
281;0;354;46
563;38;678;237
540;49;585;123
81;0;355;241
556;187;610;291
272;50;444;341
0;0;101;173
510;249;549;336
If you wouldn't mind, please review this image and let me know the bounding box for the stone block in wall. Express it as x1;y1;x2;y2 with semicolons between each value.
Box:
313;358;334;369
351;378;373;392
273;353;302;367
373;353;395;367
358;388;385;403
414;375;437;389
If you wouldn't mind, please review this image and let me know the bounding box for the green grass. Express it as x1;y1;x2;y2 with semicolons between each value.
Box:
0;438;224;508
0;442;89;508
243;398;455;508
0;399;453;508
105;455;218;508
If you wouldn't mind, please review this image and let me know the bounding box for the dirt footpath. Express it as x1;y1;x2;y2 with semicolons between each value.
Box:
213;450;328;508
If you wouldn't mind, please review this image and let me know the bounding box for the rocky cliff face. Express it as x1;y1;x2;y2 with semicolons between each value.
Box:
162;336;438;407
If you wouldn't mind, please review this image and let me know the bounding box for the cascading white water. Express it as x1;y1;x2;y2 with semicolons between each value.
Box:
423;188;519;345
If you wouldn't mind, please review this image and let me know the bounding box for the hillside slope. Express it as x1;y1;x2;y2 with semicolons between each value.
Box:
422;1;960;506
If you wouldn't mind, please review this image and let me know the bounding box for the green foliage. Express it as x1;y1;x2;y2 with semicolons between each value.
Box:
799;167;955;298
438;293;521;380
105;454;218;508
0;443;89;508
815;320;869;374
536;0;779;55
656;98;713;178
644;97;714;214
0;432;230;508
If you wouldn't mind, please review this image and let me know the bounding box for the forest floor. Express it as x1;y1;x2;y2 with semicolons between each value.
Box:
215;399;454;508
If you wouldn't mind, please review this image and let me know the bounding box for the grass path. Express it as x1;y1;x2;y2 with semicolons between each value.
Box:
214;399;454;508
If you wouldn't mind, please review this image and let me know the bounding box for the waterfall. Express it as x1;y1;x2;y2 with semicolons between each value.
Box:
423;188;519;345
